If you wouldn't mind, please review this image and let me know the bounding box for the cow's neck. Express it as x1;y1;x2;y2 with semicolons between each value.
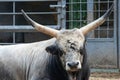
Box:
47;55;69;80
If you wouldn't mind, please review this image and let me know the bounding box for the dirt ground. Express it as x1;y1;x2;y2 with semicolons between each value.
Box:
90;72;120;80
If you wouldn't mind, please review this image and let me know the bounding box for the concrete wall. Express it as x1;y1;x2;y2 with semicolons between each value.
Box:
86;40;117;69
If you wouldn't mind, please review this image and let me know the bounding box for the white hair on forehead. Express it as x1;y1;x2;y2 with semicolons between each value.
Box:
56;29;85;52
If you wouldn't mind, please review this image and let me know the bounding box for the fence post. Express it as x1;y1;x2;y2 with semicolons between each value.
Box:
87;0;94;38
118;0;120;72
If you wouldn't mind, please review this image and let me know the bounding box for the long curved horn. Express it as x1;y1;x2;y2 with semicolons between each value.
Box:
80;4;113;35
21;10;59;37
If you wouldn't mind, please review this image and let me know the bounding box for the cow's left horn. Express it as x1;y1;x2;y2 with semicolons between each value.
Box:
21;10;59;37
80;4;113;35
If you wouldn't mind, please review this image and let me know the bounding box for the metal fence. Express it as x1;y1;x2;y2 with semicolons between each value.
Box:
0;0;60;44
66;0;87;29
66;0;114;39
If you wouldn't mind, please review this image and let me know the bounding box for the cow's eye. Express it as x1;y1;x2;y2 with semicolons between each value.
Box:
79;49;83;55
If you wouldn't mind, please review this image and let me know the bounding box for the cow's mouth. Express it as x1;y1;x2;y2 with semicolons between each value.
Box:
68;71;79;80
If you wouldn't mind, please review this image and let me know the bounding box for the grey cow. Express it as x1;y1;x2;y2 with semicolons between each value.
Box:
0;4;113;80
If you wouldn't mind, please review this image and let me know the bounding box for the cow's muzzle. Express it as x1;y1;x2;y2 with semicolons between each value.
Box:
66;61;81;72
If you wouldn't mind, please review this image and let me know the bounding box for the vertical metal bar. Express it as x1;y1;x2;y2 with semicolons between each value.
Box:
61;0;66;29
13;1;15;44
117;0;120;71
98;0;100;38
69;0;71;29
57;0;66;29
57;0;61;29
70;0;73;28
72;0;73;28
80;0;82;27
68;0;72;29
87;0;94;38
107;1;109;38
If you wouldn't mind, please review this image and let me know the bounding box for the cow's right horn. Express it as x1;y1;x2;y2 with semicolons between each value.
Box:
21;10;59;37
80;4;113;35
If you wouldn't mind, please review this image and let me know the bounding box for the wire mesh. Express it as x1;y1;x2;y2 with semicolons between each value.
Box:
66;0;114;38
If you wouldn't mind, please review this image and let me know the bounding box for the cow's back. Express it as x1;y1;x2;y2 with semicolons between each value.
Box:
0;38;56;80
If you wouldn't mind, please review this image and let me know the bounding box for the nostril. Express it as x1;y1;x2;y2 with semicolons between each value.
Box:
76;62;79;66
67;63;72;67
67;62;79;68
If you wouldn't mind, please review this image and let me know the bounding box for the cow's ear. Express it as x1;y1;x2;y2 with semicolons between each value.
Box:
46;45;63;56
46;45;58;55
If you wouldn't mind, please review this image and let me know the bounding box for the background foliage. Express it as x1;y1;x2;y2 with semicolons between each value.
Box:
68;0;87;29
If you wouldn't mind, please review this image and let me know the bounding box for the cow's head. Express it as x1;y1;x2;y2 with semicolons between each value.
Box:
21;4;113;74
46;28;85;72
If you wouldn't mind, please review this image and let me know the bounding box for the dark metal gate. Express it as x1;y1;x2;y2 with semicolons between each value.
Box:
0;0;66;44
